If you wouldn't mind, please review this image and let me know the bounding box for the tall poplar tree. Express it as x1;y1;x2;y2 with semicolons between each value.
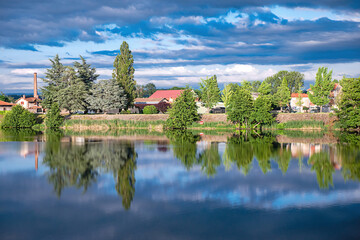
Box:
308;67;333;112
274;77;291;112
113;41;136;109
199;75;220;109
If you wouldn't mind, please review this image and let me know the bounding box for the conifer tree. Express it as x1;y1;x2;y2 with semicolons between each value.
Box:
113;41;136;109
251;95;273;129
296;84;304;112
42;54;66;109
274;77;291;112
74;56;99;91
58;66;88;113
308;67;333;112
87;79;127;113
226;86;254;128
166;88;199;129
336;77;360;130
200;75;220;109
221;84;236;108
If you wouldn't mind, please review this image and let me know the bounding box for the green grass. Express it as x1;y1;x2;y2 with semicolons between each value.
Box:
64;119;165;129
264;120;325;130
190;121;235;129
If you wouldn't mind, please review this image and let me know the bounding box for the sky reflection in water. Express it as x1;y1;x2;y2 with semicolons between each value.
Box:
1;131;360;239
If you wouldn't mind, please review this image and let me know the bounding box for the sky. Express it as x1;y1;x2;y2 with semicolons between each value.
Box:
0;0;360;93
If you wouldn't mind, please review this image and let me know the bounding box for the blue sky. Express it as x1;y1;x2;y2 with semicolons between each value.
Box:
0;0;359;93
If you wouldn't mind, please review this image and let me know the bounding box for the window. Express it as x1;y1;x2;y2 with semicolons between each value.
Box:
21;101;24;105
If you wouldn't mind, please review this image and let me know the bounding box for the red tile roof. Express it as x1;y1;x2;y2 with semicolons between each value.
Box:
149;90;184;100
291;93;308;98
0;100;15;106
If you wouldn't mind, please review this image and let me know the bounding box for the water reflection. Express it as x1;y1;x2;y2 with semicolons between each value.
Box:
1;130;360;210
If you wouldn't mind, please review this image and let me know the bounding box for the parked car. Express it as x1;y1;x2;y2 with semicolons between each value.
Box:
210;107;226;114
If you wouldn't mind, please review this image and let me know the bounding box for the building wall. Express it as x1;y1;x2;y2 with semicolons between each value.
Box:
0;106;13;111
290;97;310;110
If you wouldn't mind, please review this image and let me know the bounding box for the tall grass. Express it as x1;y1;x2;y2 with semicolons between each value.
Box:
264;120;325;130
64;119;165;129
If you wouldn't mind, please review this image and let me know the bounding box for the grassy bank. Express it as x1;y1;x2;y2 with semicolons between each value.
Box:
63;119;236;131
264;120;326;130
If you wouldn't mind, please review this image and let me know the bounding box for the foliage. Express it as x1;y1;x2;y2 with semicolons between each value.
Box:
336;77;360;130
0;92;11;102
156;101;171;113
251;95;274;128
198;143;221;176
264;70;304;95
136;83;156;98
251;80;262;92
258;81;272;95
165;89;199;129
274;77;291;111
41;54;66;109
1;105;37;128
308;67;334;112
73;56;99;91
295;83;304;111
226;86;253;128
199;75;220;109
86;79;127;113
308;152;334;189
45;102;64;129
143;105;158;114
113;41;136;109
42;55;99;112
221;83;236;108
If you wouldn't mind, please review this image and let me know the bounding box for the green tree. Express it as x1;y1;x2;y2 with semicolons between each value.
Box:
143;105;158;114
221;84;236;108
274;77;291;112
265;70;304;95
258;81;272;95
58;66;88;113
199;75;220;109
87;79;127;113
113;41;136;109
295;84;304;112
226;86;253;128
0;92;11;102
45;102;64;129
165;88;199;129
251;95;273;129
1;105;37;129
251;80;262;92
336;77;360;130
74;56;99;91
41;54;66;109
143;83;156;97
308;67;333;112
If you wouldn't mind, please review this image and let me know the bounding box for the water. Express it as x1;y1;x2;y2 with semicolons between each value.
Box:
1;130;360;240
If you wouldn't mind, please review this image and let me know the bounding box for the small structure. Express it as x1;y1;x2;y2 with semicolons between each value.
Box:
15;73;44;113
290;93;311;112
149;90;184;103
134;98;170;113
0;100;15;111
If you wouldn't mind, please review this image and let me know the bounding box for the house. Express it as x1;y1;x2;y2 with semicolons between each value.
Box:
290;93;311;112
0;100;15;111
15;73;44;113
134;98;170;113
307;83;342;111
16;96;44;113
149;90;184;103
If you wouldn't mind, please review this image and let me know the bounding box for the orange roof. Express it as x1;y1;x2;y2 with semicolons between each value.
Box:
149;90;184;100
0;100;15;106
291;93;308;98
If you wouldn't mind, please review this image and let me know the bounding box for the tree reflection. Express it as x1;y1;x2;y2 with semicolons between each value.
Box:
199;143;221;176
275;144;292;175
43;132;137;210
338;133;360;182
166;130;200;170
308;152;334;189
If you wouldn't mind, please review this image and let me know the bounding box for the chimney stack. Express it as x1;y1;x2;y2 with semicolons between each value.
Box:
34;72;38;99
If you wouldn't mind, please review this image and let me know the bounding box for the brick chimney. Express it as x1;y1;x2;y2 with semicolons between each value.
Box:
34;72;38;98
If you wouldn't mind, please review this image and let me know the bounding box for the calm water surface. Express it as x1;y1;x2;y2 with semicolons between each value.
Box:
1;130;360;240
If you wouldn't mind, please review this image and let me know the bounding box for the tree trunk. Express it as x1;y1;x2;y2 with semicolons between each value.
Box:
320;105;323;113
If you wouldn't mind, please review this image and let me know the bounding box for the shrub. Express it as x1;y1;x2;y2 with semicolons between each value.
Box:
143;105;158;114
45;102;64;129
1;105;37;128
166;88;199;129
